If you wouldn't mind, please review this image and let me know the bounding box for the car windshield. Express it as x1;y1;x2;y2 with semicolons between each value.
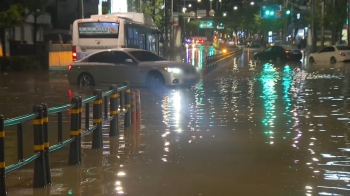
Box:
129;51;166;61
281;45;297;50
336;46;350;50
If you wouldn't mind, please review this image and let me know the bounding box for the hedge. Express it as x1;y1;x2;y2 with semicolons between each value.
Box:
0;56;41;72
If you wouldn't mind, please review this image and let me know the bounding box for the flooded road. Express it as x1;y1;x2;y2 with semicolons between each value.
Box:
2;49;350;195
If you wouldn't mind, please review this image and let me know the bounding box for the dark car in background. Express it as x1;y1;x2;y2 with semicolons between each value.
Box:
246;41;260;48
253;45;302;61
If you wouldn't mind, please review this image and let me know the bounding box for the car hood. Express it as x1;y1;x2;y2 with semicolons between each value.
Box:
138;61;192;69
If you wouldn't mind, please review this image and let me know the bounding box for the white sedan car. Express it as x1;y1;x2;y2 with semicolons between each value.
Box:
67;48;200;88
309;46;350;64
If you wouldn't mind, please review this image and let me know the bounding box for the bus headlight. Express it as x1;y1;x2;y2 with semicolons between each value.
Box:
164;67;181;73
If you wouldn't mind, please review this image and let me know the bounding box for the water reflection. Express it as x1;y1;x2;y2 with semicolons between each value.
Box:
4;51;350;195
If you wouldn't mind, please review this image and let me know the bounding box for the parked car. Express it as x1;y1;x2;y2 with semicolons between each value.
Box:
246;41;260;48
309;46;350;64
68;48;200;87
254;45;302;61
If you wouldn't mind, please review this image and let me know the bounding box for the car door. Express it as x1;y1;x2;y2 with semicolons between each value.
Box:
87;52;115;83
273;46;287;60
109;51;139;84
316;47;331;62
261;47;273;60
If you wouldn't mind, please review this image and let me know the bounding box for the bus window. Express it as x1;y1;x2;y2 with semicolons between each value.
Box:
78;22;119;39
140;34;146;49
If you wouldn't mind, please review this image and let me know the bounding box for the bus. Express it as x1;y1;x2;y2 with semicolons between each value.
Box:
72;12;161;61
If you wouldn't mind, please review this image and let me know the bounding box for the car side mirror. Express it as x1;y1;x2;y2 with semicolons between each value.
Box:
125;59;133;63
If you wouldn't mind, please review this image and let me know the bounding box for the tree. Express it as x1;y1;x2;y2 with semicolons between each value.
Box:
0;3;25;56
187;20;200;35
140;0;164;30
306;0;347;46
20;0;50;55
216;10;244;43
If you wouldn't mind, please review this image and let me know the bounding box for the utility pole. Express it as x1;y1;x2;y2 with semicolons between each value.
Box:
81;0;84;18
311;0;316;52
140;0;142;12
33;0;38;55
170;0;174;60
283;0;288;44
348;0;350;46
321;0;324;47
332;0;336;45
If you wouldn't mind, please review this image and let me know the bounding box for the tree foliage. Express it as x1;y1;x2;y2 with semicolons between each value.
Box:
0;4;25;28
140;0;164;30
305;0;347;30
20;0;50;18
187;20;200;33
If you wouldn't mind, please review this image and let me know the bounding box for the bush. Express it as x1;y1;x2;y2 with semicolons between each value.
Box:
0;56;41;72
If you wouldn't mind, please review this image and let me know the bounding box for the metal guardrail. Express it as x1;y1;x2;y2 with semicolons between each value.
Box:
204;48;243;73
0;81;141;194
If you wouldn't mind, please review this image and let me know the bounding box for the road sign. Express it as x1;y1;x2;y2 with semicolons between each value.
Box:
197;9;206;18
199;21;213;28
102;6;109;14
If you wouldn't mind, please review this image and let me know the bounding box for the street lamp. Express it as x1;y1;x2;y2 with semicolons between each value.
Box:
250;2;254;5
234;6;238;10
197;0;201;2
223;12;227;17
188;3;192;7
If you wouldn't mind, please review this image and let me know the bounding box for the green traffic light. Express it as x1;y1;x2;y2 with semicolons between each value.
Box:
286;10;290;14
270;11;274;15
265;11;270;15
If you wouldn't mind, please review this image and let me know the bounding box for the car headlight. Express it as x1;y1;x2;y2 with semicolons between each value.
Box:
223;49;227;53
164;67;181;73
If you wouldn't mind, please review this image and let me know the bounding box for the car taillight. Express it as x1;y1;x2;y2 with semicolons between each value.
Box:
340;52;346;56
68;64;72;71
72;45;77;61
285;51;290;54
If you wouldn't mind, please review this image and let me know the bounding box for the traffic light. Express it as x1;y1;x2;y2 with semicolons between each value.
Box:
286;10;291;15
260;5;282;19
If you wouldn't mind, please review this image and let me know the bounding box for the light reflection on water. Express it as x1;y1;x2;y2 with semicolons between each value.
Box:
3;53;350;195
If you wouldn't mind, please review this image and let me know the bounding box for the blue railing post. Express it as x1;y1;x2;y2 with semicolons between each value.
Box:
92;89;103;149
124;81;131;128
41;103;51;184
68;97;80;165
109;85;119;137
32;104;47;188
0;115;5;195
77;96;82;164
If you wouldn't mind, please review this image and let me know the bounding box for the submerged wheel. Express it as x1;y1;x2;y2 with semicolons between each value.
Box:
330;57;337;64
309;57;315;63
146;72;165;88
78;73;95;86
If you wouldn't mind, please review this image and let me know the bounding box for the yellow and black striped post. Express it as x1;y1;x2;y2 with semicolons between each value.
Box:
92;89;103;149
109;85;119;137
32;104;47;188
0;115;5;195
77;96;83;163
124;81;131;128
41;104;51;184
68;97;80;165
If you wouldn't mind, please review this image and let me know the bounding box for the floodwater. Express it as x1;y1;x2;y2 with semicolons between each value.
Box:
1;49;350;195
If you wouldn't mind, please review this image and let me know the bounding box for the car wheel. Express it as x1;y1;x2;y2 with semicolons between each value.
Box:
330;57;337;64
146;72;165;88
78;73;95;86
309;57;315;63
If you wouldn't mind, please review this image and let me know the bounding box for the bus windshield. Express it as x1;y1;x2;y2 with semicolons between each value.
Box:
78;22;119;39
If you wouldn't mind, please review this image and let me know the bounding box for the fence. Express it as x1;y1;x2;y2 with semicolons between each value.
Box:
0;82;141;195
204;48;243;74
